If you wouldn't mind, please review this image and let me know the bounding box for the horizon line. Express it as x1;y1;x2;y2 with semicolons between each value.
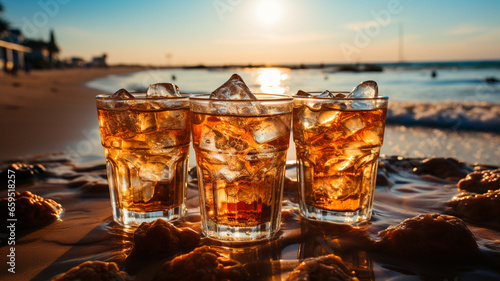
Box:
106;58;500;69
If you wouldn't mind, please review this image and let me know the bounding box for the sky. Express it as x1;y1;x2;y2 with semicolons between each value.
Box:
3;0;500;66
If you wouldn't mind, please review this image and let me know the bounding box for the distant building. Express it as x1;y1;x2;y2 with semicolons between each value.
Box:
70;57;85;67
23;30;60;69
91;53;107;68
24;39;50;68
0;29;31;72
0;28;62;71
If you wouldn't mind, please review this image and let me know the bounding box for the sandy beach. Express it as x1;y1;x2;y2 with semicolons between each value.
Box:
0;67;145;161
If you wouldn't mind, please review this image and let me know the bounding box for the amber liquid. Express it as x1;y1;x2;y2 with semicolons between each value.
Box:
98;107;190;213
293;105;387;212
192;112;291;227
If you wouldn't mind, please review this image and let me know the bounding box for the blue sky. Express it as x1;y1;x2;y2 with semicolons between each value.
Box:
3;0;500;65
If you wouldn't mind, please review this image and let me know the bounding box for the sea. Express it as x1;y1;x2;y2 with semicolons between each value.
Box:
86;61;500;165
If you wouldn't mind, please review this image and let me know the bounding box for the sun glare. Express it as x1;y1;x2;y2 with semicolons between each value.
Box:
256;0;283;26
257;68;288;95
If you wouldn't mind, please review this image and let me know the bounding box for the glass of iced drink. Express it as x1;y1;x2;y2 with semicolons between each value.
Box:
190;74;293;241
293;81;388;224
96;84;190;227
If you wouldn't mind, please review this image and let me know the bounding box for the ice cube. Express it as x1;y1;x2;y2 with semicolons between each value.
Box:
140;182;155;203
239;101;264;115
343;141;373;159
316;110;340;127
299;106;339;130
122;139;148;150
104;111;136;138
131;179;155;203
350;98;374;109
209;74;257;100
200;150;226;165
122;152;143;168
361;125;384;146
348;80;378;98
325;158;354;173
209;74;264;114
164;147;183;164
296;90;312;97
104;136;122;148
319;90;335;98
341;114;365;136
250;116;289;144
324;131;342;141
355;153;377;169
318;175;359;200
111;88;134;99
143;149;183;179
156;110;187;130
146;83;181;98
129;111;157;133
227;156;246;171
297;107;317;130
348;80;378;109
210;98;262;115
250;161;278;183
236;187;256;205
139;162;173;182
323;101;346;110
199;126;228;151
219;166;250;182
131;101;163;110
199;127;217;151
148;132;177;154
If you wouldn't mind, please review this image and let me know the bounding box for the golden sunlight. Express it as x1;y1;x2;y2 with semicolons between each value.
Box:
257;68;288;95
255;0;283;26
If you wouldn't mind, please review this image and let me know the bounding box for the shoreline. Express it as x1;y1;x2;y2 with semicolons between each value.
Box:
0;67;146;161
1;67;499;166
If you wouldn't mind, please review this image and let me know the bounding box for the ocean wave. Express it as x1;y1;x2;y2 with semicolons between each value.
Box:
387;101;500;132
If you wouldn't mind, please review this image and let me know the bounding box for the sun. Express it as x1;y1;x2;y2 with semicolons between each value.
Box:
256;0;283;26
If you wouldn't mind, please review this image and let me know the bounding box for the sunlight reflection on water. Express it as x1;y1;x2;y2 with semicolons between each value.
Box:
256;68;288;95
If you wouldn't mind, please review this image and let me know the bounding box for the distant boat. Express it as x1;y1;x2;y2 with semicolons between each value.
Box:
485;76;499;83
334;64;383;72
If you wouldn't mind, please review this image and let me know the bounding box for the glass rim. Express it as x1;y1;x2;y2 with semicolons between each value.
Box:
189;93;293;102
96;93;191;101
293;92;388;101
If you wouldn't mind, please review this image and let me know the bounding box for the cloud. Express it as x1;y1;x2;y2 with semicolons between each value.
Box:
448;24;481;36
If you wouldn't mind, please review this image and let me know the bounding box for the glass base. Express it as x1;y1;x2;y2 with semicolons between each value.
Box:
113;204;186;227
299;202;371;224
202;218;280;242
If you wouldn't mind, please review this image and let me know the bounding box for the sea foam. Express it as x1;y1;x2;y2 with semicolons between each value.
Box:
387;101;500;132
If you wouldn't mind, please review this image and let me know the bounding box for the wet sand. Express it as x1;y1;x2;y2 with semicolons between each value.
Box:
0;67;146;161
0;156;499;281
